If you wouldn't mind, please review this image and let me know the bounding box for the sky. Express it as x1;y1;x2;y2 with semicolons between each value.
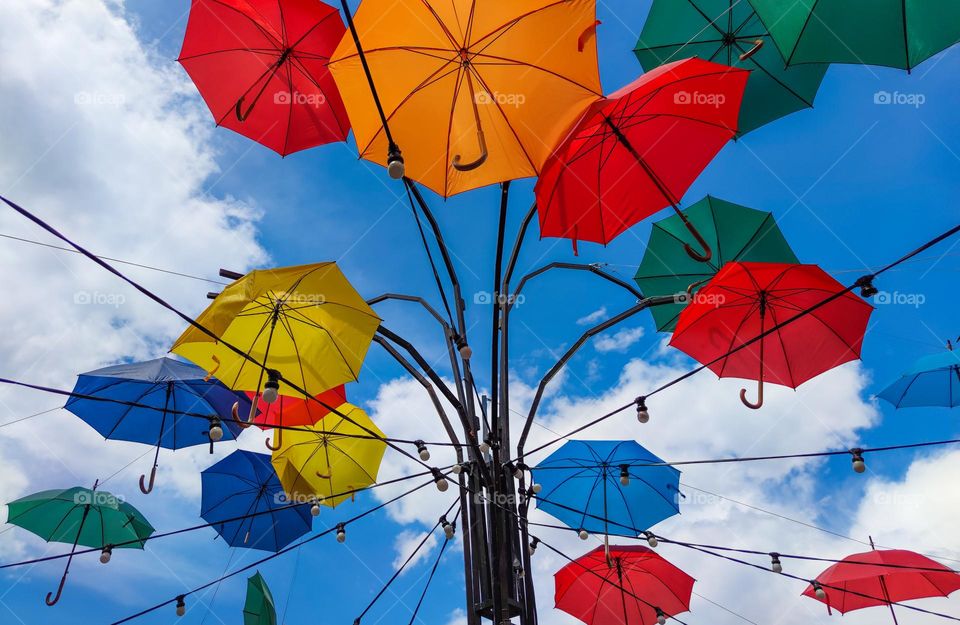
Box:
0;0;959;624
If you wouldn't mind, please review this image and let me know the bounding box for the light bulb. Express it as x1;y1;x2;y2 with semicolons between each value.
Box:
814;583;826;600
336;524;346;543
436;477;449;492
416;441;430;461
619;465;630;486
770;553;782;573
175;597;186;617
529;538;539;556
636;398;649;424
387;152;405;180
513;465;524;480
479;441;490;454
262;385;279;404
578;529;588;540
655;609;666;625
459;344;473;360
99;546;112;564
208;421;223;442
311;503;320;517
851;450;866;474
646;532;658;548
531;483;542;494
444;523;455;539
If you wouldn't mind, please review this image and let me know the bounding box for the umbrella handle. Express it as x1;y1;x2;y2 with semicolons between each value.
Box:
231;402;252;430
577;20;601;52
681;218;713;262
740;379;764;409
452;129;488;172
45;572;67;606
265;427;282;451
738;39;764;61
139;465;157;494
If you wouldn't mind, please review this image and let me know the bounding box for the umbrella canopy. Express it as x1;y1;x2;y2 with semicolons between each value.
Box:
878;349;960;408
634;0;828;135
171;263;381;404
65;357;247;494
634;196;799;332
750;0;960;71
803;548;960;619
536;58;748;253
670;262;873;409
329;0;602;197
532;440;680;536
271;402;386;507
244;384;347;451
178;0;350;155
7;484;154;605
244;571;278;625
201;450;313;552
555;545;694;625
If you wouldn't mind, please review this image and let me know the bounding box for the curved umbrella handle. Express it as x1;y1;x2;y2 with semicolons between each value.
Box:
231;402;252;430
265;427;282;451
681;218;713;262
45;573;67;606
452;130;488;172
739;378;764;409
578;20;601;52
235;95;253;122
738;39;764;61
139;465;157;494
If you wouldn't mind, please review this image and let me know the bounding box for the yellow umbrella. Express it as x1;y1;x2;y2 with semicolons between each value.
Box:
271;402;386;507
329;0;602;197
171;263;380;403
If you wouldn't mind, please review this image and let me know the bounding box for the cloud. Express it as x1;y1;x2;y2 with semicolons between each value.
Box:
593;327;645;353
392;529;438;572
577;307;607;326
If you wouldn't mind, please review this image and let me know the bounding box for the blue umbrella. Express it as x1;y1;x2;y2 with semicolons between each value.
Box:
201;450;313;552
878;349;960;408
65;357;249;493
532;440;680;537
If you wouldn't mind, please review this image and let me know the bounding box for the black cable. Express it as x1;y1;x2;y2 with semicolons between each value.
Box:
110;476;437;624
355;501;458;624
407;525;453;625
404;181;456;328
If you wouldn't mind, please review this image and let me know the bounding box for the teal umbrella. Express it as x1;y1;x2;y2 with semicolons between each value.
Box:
244;571;277;625
634;0;828;135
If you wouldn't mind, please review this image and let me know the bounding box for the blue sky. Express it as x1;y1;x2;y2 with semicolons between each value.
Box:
1;1;959;624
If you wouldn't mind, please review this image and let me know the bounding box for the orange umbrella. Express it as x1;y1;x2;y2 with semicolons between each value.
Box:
329;0;602;197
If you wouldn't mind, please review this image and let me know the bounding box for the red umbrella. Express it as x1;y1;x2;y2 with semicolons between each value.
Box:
803;542;960;623
535;57;748;257
670;262;872;409
555;545;694;625
235;385;347;450
178;0;350;155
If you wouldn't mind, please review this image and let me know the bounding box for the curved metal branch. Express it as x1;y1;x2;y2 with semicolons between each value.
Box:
516;296;675;460
367;293;451;332
509;262;643;311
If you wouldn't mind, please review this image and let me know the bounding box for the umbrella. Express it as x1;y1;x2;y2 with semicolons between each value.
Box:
535;58;748;255
555;545;694;625
670;262;873;409
242;384;347;451
65;357;247;494
271;402;386;507
178;0;350;155
171;263;381;410
7;482;155;605
803;540;960;622
634;195;799;333
532;440;680;538
878;347;960;408
749;0;960;71
328;0;602;197
244;571;278;625
634;0;828;135
201;450;313;552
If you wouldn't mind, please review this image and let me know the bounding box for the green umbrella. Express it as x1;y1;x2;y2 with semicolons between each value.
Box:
6;481;154;605
244;571;277;625
634;0;828;135
634;196;799;332
749;0;960;71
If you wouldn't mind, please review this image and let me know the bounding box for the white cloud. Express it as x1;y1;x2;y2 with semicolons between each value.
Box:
392;529;438;572
443;608;467;625
576;307;607;326
593;327;645;353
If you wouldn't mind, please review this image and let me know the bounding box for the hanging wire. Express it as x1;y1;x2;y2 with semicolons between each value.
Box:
407;525;453;625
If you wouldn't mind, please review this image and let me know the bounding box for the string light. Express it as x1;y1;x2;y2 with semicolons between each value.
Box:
432;469;449;492
578;529;589;540
441;516;455;539
387;145;405;179
770;553;782;573
99;545;112;564
856;275;879;298
207;417;223;442
655;608;666;625
451;463;463;475
644;532;658;548
619;464;630;486
636;396;649;423
531;482;542;494
813;581;826;600
528;538;539;556
336;523;346;543
175;596;186;617
262;370;280;404
311;500;321;517
416;440;431;461
479;440;491;454
851;448;866;473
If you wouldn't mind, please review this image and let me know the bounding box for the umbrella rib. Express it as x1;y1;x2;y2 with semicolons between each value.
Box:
225;306;278;390
764;303;800;388
286;57;349;138
733;40;818;107
275;312;313;395
682;0;727;37
713;298;763;379
416;0;462;50
178;48;279;62
467;65;540;172
325;439;380;484
206;0;283;48
467;51;600;94
102;383;163;441
784;0;821;66
469;0;588;52
282;53;296;156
